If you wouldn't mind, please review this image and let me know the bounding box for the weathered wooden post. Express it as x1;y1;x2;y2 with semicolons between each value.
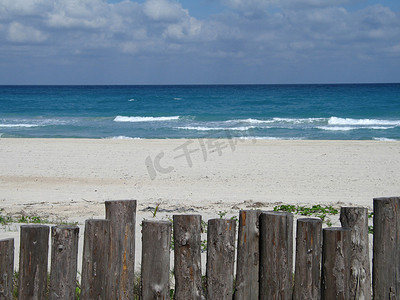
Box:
234;210;261;300
373;197;400;299
49;225;80;300
105;200;137;299
259;211;293;300
321;227;351;300
0;238;14;300
173;214;202;300
206;218;236;300
80;219;110;300
293;218;322;300
141;220;172;299
340;207;371;300
18;225;50;300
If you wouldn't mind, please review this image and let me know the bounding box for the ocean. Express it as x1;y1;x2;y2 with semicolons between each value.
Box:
0;84;399;140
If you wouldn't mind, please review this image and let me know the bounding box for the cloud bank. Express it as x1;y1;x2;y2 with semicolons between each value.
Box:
0;0;399;84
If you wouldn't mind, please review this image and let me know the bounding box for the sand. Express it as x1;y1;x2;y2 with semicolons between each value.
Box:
1;138;399;218
1;138;399;270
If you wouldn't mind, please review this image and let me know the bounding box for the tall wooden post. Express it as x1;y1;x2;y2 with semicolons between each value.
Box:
259;211;293;300
49;225;80;300
18;225;50;300
0;238;14;300
373;197;400;299
173;214;202;300
141;220;172;299
105;200;137;299
293;218;322;300
80;219;110;300
206;218;236;300
321;227;351;300
234;210;261;300
340;207;371;300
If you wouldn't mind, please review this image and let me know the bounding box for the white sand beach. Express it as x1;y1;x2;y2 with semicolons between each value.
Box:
0;138;399;270
1;138;399;219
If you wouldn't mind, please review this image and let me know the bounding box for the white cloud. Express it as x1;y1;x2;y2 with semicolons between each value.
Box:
45;0;110;29
7;22;47;43
143;0;188;22
0;0;49;17
163;17;202;40
222;0;362;10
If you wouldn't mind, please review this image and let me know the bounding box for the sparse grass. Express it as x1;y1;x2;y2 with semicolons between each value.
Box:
273;204;339;225
274;204;339;216
0;210;79;226
17;215;49;224
0;214;12;225
0;209;13;225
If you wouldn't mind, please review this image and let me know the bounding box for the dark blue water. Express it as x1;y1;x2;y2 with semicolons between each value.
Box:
0;84;399;140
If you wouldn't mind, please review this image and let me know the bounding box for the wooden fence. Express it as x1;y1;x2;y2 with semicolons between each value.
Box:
0;197;399;299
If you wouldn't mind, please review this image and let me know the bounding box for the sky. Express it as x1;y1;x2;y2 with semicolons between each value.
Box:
0;0;399;84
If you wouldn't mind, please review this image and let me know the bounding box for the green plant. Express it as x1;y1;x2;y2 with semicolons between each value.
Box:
368;225;374;234
201;220;207;233
273;204;297;213
218;211;227;218
152;202;161;218
0;208;12;225
0;214;12;225
0;211;80;227
201;239;207;253
17;215;49;224
13;271;19;299
18;216;28;223
133;271;141;299
273;204;339;226
75;279;81;299
170;234;175;251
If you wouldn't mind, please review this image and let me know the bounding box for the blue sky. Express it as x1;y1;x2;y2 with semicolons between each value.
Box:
0;0;399;84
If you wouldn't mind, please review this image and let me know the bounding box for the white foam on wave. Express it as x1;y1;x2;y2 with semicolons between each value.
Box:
128;99;136;102
176;126;257;131
373;137;398;141
227;117;326;125
0;123;41;128
328;117;400;126
239;136;305;140
233;118;274;124
318;126;394;131
107;136;141;140
114;116;180;122
317;126;357;131
272;117;326;124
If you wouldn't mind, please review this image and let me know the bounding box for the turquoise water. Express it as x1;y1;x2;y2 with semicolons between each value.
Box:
0;84;399;140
